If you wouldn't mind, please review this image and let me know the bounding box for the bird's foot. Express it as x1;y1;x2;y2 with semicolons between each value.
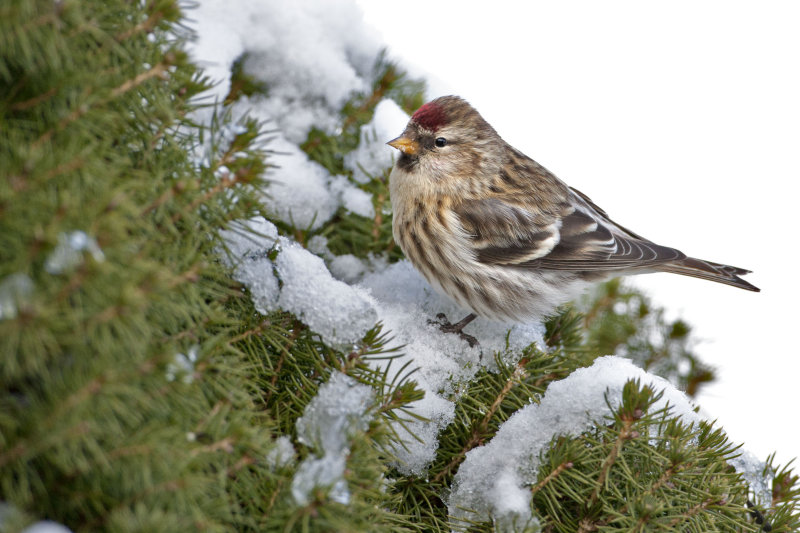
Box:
429;312;479;347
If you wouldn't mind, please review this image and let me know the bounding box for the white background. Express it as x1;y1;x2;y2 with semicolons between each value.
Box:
357;1;800;466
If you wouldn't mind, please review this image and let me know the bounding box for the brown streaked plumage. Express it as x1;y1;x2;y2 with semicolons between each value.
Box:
388;96;758;344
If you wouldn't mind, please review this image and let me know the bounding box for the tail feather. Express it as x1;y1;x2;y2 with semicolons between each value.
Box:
659;257;760;292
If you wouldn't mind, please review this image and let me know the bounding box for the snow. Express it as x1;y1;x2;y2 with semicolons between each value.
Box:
221;217;377;348
328;175;375;218
165;345;199;384
219;1;379;144
448;356;703;529
186;0;384;231
0;273;33;320
188;0;546;471
260;138;341;230
192;1;544;462
21;522;73;533
292;372;374;505
292;455;350;506
295;371;374;454
729;450;773;507
360;261;546;474
306;236;378;284
184;0;778;522
266;436;296;470
219;217;281;314
223;225;546;476
490;471;541;533
328;254;369;284
186;0;379;139
275;241;377;348
44;231;105;274
344;99;410;184
0;503;73;533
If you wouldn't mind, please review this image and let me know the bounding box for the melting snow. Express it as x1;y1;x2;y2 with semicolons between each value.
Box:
185;0;774;523
447;356;702;529
292;372;374;505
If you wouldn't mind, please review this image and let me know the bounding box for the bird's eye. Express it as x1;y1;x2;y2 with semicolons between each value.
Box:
435;137;447;148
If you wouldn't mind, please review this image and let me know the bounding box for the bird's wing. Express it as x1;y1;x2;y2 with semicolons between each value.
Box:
534;187;686;270
456;189;685;271
454;197;563;264
556;189;759;290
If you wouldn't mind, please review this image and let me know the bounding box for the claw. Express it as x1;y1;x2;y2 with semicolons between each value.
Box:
428;312;479;347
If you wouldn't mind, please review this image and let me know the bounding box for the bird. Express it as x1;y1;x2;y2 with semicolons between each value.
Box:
387;95;758;347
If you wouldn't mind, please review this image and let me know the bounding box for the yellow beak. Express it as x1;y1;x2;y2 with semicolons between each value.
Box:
387;136;420;156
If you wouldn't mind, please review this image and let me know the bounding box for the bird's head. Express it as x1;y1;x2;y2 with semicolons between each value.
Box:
387;96;503;192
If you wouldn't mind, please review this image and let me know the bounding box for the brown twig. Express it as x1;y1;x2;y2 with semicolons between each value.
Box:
666;497;723;528
588;417;635;506
10;87;58;111
530;460;574;496
33;62;168;150
115;11;164;41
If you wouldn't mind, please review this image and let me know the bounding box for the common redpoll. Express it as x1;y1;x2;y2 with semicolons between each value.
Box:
387;96;758;346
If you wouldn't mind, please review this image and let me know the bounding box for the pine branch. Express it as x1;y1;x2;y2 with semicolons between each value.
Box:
433;364;528;484
530;460;574;496
588;415;636;506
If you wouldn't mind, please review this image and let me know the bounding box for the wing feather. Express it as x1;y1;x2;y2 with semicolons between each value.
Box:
456;188;685;271
454;198;561;264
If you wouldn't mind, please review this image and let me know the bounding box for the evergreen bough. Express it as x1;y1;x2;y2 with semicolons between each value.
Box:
1;1;798;532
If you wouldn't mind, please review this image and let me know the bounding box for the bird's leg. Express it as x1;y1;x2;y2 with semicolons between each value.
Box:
430;312;479;347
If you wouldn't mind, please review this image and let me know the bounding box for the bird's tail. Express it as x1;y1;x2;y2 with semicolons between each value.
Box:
659;257;760;292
